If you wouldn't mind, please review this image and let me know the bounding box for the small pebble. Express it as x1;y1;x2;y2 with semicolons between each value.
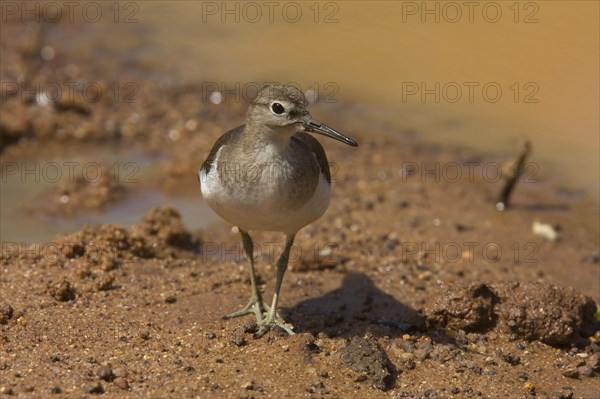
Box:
233;335;246;347
95;275;115;291
84;382;104;394
524;382;535;393
307;342;321;353
114;377;129;390
242;381;254;390
576;365;593;378
399;353;416;370
553;391;574;399
231;325;247;346
589;353;600;371
0;303;13;324
48;280;76;301
414;348;431;361
113;367;128;378
243;323;258;334
562;367;579;378
308;380;325;393
518;373;528;381
96;366;114;381
499;350;520;366
402;341;415;352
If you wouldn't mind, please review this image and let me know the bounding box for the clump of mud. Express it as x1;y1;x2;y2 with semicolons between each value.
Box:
423;283;497;333
1;206;199;271
37;164;128;217
425;282;599;347
0;302;14;325
129;206;198;251
339;334;394;390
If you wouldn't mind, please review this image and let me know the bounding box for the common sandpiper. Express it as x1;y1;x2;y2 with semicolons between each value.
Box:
199;84;358;337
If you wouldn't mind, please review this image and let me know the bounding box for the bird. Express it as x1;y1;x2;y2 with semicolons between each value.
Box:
199;83;358;337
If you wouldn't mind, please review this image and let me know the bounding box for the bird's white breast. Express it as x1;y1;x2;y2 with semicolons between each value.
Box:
199;144;330;235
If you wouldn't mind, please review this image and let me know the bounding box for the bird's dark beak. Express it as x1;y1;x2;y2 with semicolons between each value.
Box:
302;116;358;147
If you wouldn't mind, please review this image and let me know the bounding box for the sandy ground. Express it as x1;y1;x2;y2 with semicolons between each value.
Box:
1;13;599;399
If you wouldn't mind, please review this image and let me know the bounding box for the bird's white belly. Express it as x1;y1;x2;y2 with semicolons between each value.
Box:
200;152;330;234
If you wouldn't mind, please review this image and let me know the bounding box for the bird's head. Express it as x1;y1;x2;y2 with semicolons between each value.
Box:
247;84;358;147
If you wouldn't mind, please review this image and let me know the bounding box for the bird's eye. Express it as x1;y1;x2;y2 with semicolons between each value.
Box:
271;102;285;115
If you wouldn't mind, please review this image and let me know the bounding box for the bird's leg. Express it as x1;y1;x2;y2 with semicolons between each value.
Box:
223;229;268;323
255;234;296;337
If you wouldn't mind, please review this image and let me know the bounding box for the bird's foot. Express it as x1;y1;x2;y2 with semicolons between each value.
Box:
254;311;295;338
223;296;268;323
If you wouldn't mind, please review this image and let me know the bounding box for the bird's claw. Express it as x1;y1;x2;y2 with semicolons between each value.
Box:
254;312;295;338
223;296;268;323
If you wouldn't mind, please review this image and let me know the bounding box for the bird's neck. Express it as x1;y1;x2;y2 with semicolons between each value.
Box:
243;123;296;151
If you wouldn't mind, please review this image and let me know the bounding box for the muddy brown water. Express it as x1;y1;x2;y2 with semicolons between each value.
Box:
1;1;598;243
138;1;599;194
